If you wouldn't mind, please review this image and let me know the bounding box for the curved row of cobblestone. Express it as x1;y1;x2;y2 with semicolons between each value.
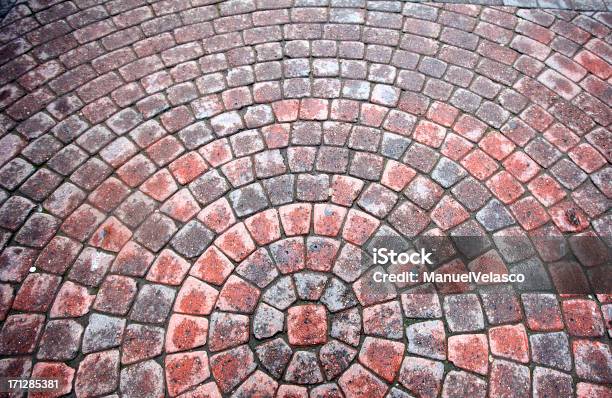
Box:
0;1;611;397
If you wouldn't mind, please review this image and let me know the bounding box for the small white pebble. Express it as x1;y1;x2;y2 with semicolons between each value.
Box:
29;266;36;273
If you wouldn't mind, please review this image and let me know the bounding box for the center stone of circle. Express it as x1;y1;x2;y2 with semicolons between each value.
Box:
287;304;328;346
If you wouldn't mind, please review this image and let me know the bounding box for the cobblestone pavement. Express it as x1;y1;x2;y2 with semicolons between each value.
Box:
5;0;612;21
1;1;611;397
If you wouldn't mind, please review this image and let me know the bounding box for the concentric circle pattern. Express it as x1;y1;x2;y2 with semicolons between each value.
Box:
0;1;611;397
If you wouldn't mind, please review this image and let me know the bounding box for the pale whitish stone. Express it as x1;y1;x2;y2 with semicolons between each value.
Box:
321;278;358;312
82;314;126;353
263;276;297;310
253;303;284;339
284;351;324;384
330;307;361;346
294;272;328;300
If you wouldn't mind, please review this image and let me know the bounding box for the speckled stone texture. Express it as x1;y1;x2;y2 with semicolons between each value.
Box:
0;1;611;397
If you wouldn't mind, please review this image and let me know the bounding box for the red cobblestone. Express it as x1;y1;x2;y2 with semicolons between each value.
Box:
413;120;447;148
198;197;236;234
313;204;347;237
306;237;339;272
146;249;190;286
339;363;388;398
448;334;488;375
0;313;45;355
279;203;312;235
75;350;119;397
573;339;612;384
380;160;416;192
110;241;154;277
12;272;60;312
342;209;379;245
89;216;132;252
461;149;498;181
288;304;327;346
50;281;94;318
165;351;210;396
210;345;256;393
527;174;566;207
489;324;530;363
440;133;473;161
331;175;364;207
169;152;208;184
216;275;260;313
486;171;525;204
550;200;590;233
214;222;256;262
575;50;610;79
503;151;541;182
479;131;516;161
568;143;606;173
359;337;404;383
562;299;605;337
60;203;105;241
190;246;234;286
30;362;75;398
245;209;281;245
510;196;550;230
165;314;208;353
453;114;487;143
